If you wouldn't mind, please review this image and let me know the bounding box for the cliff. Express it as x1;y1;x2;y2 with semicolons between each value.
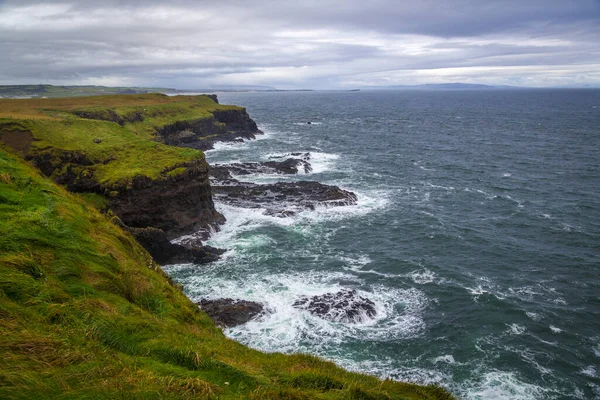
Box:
0;148;454;399
0;94;455;399
0;93;258;239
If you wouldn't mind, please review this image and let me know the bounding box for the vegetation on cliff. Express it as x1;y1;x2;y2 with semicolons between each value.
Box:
0;94;255;237
0;147;455;399
0;94;455;398
0;93;238;187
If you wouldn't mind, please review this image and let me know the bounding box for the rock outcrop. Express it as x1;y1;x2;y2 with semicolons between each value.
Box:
106;159;224;240
27;150;224;240
210;164;357;217
122;224;225;265
213;154;312;176
197;299;264;327
293;289;377;323
159;108;262;151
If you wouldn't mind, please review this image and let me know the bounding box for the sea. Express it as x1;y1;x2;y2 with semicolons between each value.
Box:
163;89;600;399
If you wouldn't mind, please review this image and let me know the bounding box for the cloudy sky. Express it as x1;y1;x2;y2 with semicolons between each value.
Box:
1;0;599;89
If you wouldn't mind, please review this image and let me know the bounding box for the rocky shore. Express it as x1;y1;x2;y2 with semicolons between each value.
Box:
0;93;456;399
1;93;365;329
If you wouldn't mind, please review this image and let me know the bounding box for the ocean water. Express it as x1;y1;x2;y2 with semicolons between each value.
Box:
163;89;600;399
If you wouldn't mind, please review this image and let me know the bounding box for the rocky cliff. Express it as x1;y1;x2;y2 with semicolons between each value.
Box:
0;94;262;260
158;107;261;150
107;158;223;239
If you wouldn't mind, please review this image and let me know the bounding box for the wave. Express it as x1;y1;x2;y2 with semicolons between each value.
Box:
460;370;551;400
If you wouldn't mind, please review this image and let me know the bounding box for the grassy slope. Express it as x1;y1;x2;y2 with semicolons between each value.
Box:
0;148;455;399
0;94;235;187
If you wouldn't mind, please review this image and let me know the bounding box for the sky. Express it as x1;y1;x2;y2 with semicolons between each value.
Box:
0;0;599;89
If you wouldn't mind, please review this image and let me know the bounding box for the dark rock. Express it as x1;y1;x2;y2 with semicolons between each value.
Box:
293;289;377;323
108;158;225;240
158;108;262;151
198;299;264;327
307;121;312;125
206;94;219;104
212;157;312;176
208;155;355;216
125;224;225;265
209;174;358;216
93;138;102;144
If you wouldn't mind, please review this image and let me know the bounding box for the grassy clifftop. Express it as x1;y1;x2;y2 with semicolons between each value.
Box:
0;93;236;187
0;147;455;399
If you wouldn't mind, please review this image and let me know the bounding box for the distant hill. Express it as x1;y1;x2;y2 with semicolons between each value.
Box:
0;84;172;99
0;84;290;99
361;83;520;90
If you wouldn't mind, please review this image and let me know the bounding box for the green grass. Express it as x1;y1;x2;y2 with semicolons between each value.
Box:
0;148;456;399
0;93;240;188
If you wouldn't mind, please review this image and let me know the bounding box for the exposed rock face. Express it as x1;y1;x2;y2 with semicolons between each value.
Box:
159;108;262;151
29;149;100;193
197;299;264;327
72;109;144;126
26;149;224;240
213;154;312;176
210;164;357;217
107;158;224;240
124;225;225;265
293;289;377;323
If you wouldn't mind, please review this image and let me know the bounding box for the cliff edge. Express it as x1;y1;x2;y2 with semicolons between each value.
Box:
0;148;454;399
0;94;261;240
0;94;456;399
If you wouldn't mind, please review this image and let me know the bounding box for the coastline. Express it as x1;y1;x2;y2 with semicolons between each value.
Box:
0;93;456;399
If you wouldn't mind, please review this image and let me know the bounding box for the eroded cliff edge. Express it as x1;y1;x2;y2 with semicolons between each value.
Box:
0;93;261;261
0;93;456;399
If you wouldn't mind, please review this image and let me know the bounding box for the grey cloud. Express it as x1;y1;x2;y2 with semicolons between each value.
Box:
0;0;599;88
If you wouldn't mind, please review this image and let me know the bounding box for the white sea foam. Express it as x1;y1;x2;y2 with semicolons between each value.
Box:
410;269;437;284
462;371;550;400
551;297;568;305
525;312;541;321
508;323;526;335
433;355;456;364
580;366;597;378
425;182;455;191
339;254;373;271
181;267;429;355
549;325;563;333
307;152;340;174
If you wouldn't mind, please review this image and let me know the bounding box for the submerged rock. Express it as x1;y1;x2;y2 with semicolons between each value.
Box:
197;299;264;327
293;289;377;323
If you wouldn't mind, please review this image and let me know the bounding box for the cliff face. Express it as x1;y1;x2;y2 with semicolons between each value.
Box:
107;158;224;239
159;107;261;151
0;94;250;240
0;145;455;400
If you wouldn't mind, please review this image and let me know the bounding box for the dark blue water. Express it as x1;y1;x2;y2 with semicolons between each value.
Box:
164;90;600;399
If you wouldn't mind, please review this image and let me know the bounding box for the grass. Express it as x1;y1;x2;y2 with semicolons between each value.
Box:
0;93;239;188
0;147;456;399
